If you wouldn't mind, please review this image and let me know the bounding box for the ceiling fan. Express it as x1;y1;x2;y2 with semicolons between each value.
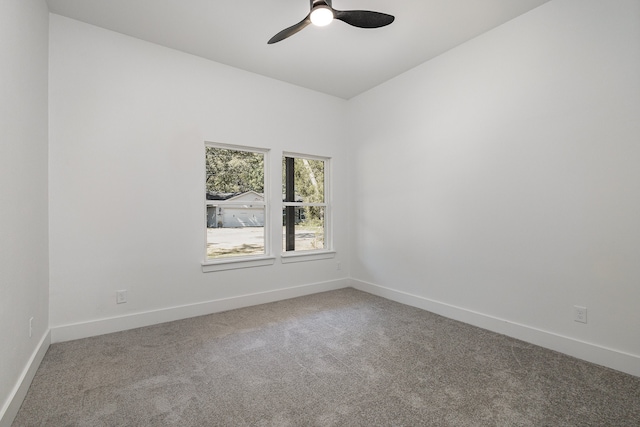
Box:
268;0;395;44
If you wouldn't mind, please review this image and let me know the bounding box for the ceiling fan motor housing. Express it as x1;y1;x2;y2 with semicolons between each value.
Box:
312;0;332;8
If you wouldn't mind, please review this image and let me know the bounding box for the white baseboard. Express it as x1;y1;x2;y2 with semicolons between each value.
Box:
351;278;640;378
0;330;51;427
51;278;349;343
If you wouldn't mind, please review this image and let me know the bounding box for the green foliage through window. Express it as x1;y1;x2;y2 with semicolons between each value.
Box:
206;147;264;194
282;157;324;203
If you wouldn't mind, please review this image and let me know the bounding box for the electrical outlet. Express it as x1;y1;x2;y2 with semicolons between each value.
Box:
29;317;34;338
574;305;587;323
116;290;127;304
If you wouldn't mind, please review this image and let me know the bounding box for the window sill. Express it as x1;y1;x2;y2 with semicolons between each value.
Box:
280;250;336;264
202;256;276;272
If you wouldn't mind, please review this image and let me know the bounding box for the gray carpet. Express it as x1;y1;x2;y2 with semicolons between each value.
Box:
13;288;640;426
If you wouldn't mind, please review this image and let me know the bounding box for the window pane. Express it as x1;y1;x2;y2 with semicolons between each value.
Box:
282;157;324;203
207;205;265;259
205;144;268;261
206;147;264;194
283;207;325;251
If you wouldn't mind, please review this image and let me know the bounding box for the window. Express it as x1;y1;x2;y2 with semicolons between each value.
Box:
203;143;273;270
282;153;332;258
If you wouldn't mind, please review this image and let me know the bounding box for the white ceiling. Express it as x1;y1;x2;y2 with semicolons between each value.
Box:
46;0;551;99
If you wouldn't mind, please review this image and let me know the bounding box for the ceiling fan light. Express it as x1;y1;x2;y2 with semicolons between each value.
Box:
310;6;333;26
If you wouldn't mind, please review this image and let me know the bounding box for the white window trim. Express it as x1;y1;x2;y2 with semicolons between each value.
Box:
282;152;332;256
202;256;276;272
280;250;336;264
203;142;271;272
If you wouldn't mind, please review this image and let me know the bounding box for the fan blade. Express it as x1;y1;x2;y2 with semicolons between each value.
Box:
268;15;311;44
334;10;394;28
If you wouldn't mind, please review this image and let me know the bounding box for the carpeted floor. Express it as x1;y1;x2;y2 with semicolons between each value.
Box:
13;288;640;426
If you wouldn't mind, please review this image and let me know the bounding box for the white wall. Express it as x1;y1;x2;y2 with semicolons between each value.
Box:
48;15;350;337
0;0;50;423
348;0;640;375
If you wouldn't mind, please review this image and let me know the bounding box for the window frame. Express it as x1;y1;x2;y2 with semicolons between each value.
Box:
281;152;335;263
202;142;275;272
